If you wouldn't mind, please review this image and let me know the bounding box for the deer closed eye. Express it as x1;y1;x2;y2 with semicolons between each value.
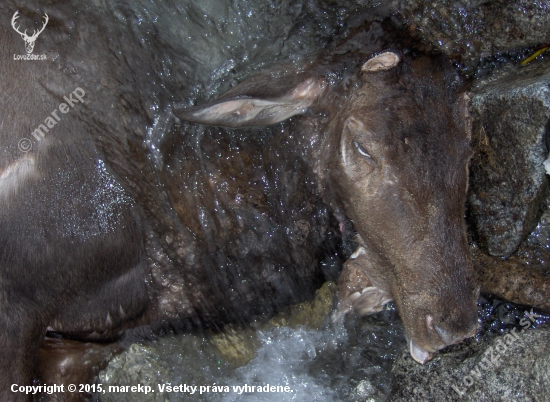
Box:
353;141;371;159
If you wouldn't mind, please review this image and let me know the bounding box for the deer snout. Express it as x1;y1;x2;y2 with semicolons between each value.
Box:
426;314;479;346
410;314;479;364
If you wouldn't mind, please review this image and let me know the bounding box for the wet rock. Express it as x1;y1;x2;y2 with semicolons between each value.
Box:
100;343;170;402
209;326;260;366
388;324;550;402
514;192;550;269
395;0;550;71
468;59;550;257
209;281;336;367
99;282;337;401
269;281;336;329
350;379;379;401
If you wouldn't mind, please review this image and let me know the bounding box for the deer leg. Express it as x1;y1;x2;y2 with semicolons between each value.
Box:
333;246;393;322
474;250;550;313
36;337;123;401
0;304;46;402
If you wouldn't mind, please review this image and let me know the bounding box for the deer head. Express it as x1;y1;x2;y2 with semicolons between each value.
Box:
11;11;49;54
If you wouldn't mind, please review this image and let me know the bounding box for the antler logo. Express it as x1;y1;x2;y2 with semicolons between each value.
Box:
11;11;49;54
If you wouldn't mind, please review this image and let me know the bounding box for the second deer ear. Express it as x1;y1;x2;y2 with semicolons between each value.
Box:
174;77;327;128
361;51;400;72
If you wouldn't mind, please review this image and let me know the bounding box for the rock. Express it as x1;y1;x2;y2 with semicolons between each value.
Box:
351;379;379;401
269;281;336;329
388;324;550;401
209;326;260;366
100;343;169;402
97;4;550;400
394;0;550;71
468;59;550;257
99;282;337;400
514;192;550;269
210;281;336;366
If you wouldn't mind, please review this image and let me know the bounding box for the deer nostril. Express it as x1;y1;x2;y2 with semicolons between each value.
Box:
467;322;480;338
434;323;478;346
434;324;454;344
426;314;434;330
426;315;479;347
426;315;462;345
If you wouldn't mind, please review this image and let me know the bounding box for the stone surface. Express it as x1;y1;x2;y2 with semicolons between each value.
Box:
468;59;550;257
388;324;550;402
209;326;260;366
514;192;550;270
99;282;338;401
100;342;170;402
394;0;550;72
269;281;336;329
209;281;337;366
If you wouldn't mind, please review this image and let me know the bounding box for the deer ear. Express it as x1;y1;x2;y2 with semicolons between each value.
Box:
361;52;400;72
174;77;326;128
458;92;472;140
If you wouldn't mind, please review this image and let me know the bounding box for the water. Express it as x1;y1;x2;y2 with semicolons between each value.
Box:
100;298;406;402
99;289;550;402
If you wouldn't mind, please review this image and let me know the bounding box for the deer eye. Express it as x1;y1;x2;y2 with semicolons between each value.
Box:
353;141;371;158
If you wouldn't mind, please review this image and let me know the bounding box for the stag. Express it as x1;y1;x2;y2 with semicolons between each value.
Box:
11;11;49;54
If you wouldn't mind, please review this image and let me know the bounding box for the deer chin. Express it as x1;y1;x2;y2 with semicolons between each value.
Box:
409;339;434;364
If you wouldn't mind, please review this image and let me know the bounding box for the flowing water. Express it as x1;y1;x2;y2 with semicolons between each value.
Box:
100;298;406;402
99;290;550;402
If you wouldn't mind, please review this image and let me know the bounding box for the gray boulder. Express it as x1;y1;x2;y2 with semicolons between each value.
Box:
395;0;550;70
388;323;550;401
468;60;550;257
